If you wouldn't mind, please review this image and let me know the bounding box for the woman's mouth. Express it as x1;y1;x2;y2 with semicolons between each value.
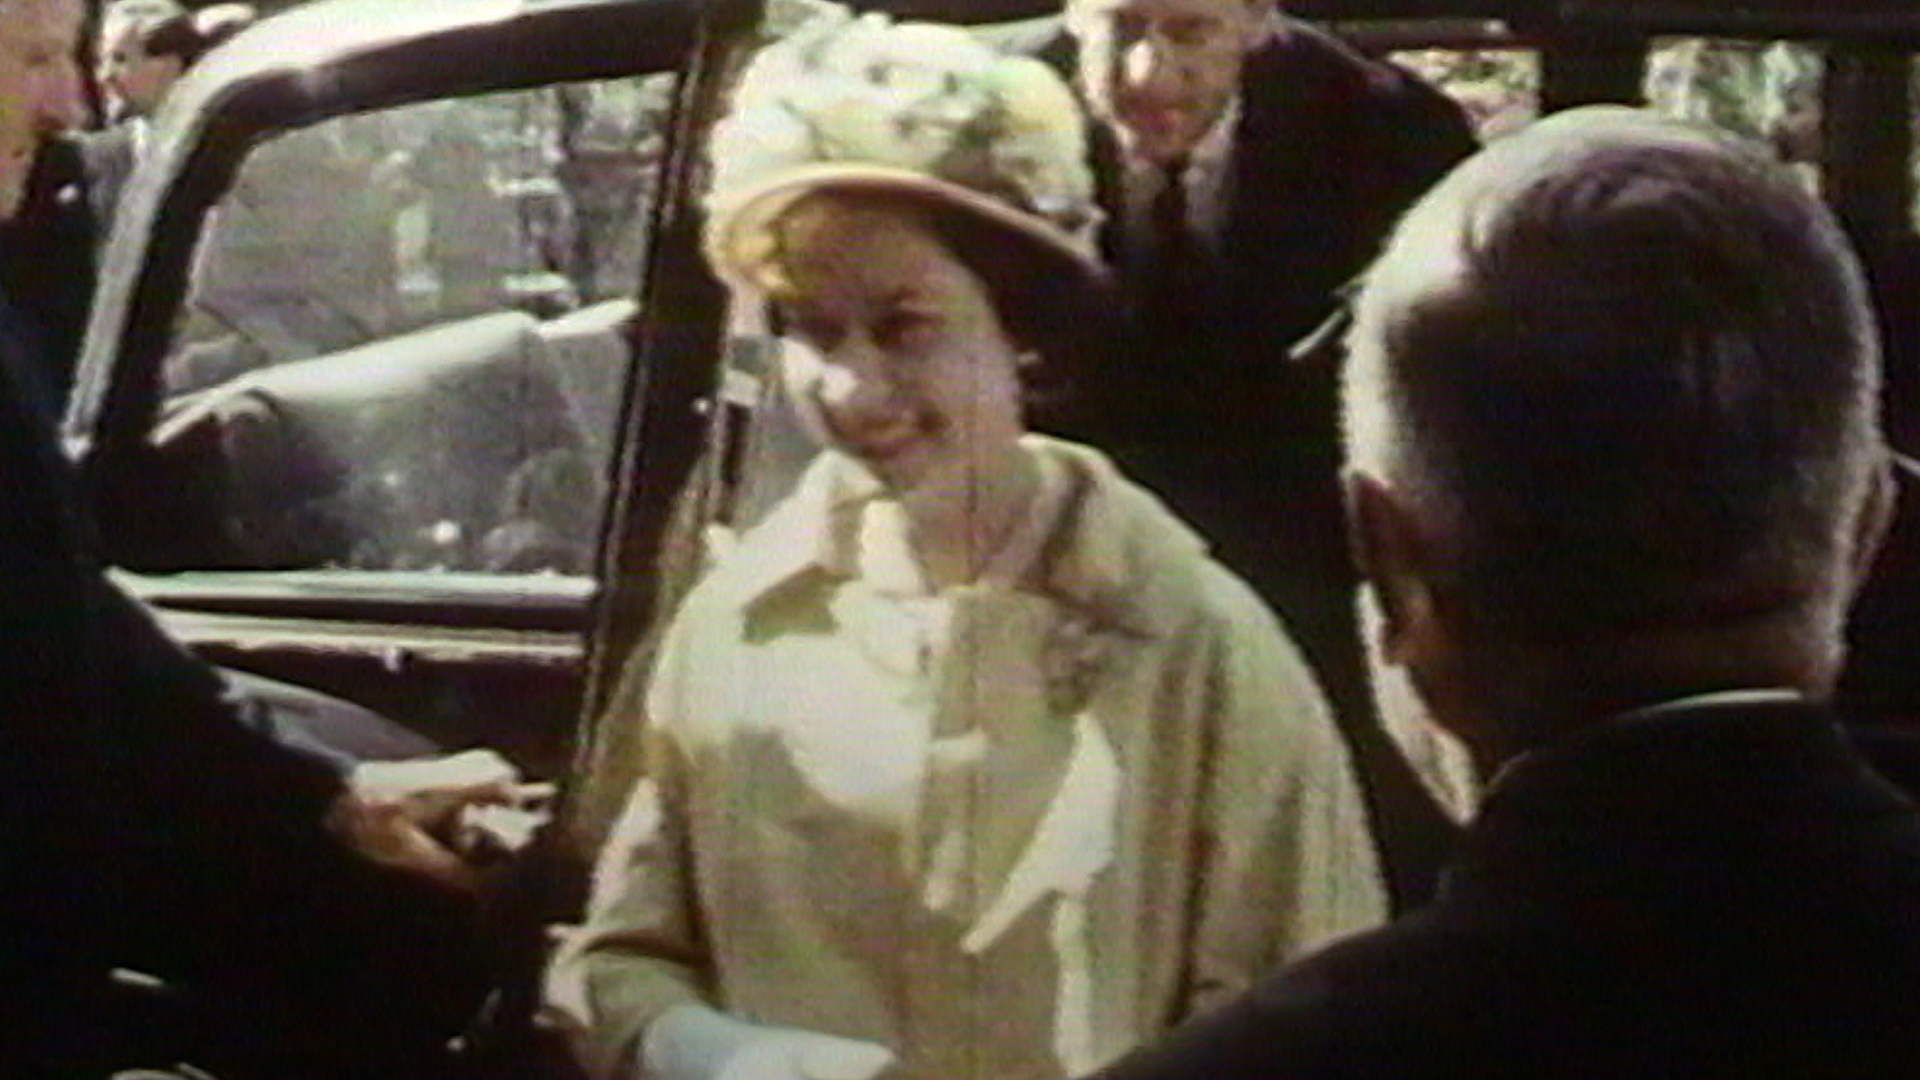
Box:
1122;103;1191;142
837;411;944;473
839;414;920;459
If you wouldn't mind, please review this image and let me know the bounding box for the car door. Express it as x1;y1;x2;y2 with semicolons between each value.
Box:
62;0;742;791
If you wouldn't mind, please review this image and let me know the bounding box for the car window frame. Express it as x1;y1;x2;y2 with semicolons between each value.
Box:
62;0;715;636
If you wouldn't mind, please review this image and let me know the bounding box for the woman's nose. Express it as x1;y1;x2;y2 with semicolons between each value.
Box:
814;339;901;422
817;351;887;410
1121;36;1180;94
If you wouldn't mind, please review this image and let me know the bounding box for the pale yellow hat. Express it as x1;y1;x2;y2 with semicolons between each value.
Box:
703;9;1105;292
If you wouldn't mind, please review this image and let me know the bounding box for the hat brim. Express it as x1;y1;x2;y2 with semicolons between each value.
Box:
705;162;1108;294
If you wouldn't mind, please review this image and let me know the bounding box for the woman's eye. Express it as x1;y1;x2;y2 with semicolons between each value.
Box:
778;311;841;352
1163;17;1219;49
875;311;935;350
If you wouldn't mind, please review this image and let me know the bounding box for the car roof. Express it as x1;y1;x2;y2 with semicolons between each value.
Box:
148;0;698;167
70;0;707;446
177;0;527;93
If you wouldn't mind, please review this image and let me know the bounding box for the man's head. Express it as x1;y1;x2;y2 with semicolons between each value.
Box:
1064;0;1273;168
1342;107;1890;764
0;0;87;223
96;0;184;121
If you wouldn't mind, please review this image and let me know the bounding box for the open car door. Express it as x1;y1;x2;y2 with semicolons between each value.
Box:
65;0;745;789
60;2;753;1066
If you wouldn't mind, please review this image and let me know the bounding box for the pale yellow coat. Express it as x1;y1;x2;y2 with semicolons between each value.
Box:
548;437;1386;1080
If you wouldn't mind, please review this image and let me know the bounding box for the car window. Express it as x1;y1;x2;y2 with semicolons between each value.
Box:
1391;35;1823;160
1390;44;1540;139
156;76;670;576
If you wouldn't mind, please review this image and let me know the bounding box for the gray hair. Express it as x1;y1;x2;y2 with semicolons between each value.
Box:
1343;106;1883;641
100;0;184;37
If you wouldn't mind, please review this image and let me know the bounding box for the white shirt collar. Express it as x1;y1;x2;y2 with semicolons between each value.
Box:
1617;687;1809;721
1120;94;1241;247
129;116;152;164
1182;93;1240;237
713;436;1205;639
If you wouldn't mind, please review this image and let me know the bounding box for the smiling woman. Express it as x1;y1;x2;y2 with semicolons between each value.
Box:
547;11;1385;1080
762;197;1036;545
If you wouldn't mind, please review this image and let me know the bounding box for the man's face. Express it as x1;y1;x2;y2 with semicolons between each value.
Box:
1068;0;1268;167
0;0;87;222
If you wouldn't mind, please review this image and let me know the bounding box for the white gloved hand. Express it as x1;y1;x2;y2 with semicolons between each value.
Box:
714;1028;895;1080
643;1005;895;1080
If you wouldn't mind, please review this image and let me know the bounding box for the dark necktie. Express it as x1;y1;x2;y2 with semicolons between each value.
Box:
1141;161;1205;338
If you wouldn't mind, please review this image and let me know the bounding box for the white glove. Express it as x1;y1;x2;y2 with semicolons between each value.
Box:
643;1005;895;1080
714;1029;894;1080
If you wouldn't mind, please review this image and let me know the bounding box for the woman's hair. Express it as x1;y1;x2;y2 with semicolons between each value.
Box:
915;195;1117;397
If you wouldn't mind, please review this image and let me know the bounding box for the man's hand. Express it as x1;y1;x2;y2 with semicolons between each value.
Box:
352;748;527;830
328;749;554;889
326;788;479;890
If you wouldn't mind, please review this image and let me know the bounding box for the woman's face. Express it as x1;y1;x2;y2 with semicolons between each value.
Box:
769;196;1028;494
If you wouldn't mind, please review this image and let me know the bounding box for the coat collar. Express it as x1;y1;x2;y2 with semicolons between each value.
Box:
1479;689;1810;796
1445;696;1914;905
711;435;1208;640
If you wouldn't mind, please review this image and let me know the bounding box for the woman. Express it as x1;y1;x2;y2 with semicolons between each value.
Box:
549;13;1385;1080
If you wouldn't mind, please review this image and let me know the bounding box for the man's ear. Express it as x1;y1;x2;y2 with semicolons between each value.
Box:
1345;470;1445;669
1846;455;1898;598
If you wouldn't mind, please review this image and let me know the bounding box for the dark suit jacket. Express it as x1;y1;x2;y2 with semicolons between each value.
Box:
0;277;486;1078
1837;453;1920;734
1040;20;1476;437
0;134;98;402
1037;21;1479;915
1092;697;1920;1079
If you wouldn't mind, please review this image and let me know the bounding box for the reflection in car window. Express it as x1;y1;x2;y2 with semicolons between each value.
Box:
1645;37;1822;186
1392;35;1821;166
161;77;671;575
1390;45;1539;140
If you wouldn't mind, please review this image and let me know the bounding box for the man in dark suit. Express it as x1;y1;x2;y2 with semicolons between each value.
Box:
0;1;515;1074
1089;105;1920;1078
1038;0;1480;913
0;131;96;397
80;0;187;241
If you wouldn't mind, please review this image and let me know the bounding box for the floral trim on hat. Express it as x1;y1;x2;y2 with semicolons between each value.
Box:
706;8;1098;279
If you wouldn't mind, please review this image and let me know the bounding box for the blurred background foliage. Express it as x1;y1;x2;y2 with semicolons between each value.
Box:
1390;36;1829;156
